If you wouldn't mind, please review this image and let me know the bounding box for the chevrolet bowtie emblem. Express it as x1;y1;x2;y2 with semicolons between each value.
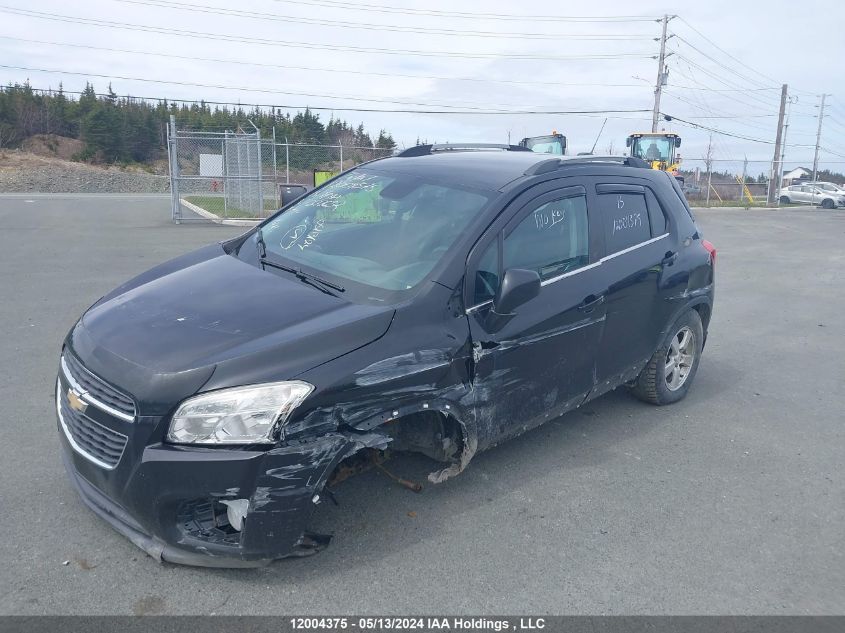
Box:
67;388;88;413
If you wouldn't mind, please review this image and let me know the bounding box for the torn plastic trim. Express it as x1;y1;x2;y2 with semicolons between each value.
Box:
336;392;479;485
61;448;273;568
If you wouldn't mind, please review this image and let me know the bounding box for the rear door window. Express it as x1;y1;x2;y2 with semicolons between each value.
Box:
595;187;652;254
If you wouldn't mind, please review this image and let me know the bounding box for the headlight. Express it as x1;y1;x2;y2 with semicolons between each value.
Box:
167;381;314;445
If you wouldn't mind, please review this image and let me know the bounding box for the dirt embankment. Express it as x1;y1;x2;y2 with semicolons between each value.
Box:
0;135;169;193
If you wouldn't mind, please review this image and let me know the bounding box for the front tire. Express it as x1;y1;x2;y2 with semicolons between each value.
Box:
821;198;834;209
631;310;704;405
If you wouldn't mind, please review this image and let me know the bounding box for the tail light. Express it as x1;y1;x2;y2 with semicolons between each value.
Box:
702;239;716;267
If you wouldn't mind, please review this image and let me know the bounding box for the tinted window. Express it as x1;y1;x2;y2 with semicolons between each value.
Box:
597;192;651;254
474;238;499;305
646;190;667;236
503;195;589;281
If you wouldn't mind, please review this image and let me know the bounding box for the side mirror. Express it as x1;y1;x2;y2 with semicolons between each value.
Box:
494;268;540;315
626;137;633;148
675;137;682;148
484;269;540;332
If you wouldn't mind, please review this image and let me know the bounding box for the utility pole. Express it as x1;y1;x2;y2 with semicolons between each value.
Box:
812;94;831;182
767;84;788;205
778;95;798;193
705;134;713;207
652;14;673;132
740;156;748;206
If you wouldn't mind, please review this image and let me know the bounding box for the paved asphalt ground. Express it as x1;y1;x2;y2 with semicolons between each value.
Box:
0;194;842;615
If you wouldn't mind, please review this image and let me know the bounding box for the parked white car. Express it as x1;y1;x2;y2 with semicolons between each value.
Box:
778;184;845;208
803;181;845;195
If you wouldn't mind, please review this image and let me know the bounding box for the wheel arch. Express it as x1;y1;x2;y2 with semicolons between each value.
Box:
342;397;479;484
657;296;712;351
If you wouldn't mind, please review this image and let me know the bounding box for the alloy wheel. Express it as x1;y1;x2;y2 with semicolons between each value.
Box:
665;326;695;391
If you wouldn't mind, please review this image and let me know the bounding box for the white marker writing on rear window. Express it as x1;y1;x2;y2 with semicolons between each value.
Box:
612;213;642;234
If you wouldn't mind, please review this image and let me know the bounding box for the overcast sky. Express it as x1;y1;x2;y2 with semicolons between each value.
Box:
3;0;845;174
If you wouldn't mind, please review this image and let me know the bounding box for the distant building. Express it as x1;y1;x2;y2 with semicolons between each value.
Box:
782;167;811;185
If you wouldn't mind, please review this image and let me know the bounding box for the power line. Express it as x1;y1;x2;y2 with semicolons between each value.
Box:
663;57;790;154
674;17;790;89
671;34;778;91
662;89;817;140
820;147;845;159
666;64;743;162
669;54;782;110
0;6;656;61
664;113;814;147
267;0;660;22
0;63;659;112
113;0;655;40
0;84;654;117
0;36;653;91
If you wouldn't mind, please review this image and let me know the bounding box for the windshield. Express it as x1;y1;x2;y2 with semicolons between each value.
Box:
256;169;492;293
522;136;565;155
632;136;673;162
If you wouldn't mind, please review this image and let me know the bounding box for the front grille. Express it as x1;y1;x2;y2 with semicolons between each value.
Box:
58;385;128;469
63;352;136;419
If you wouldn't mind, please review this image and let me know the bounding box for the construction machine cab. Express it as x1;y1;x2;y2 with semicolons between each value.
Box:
519;132;567;155
626;132;682;181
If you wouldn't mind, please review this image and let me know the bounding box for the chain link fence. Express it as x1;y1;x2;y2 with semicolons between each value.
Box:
167;119;393;223
680;158;777;207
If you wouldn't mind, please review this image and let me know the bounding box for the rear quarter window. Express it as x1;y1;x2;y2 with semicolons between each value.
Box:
596;192;652;254
645;189;667;236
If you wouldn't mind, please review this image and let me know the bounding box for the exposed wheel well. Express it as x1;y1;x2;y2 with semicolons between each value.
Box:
327;411;465;488
382;410;464;462
692;303;711;341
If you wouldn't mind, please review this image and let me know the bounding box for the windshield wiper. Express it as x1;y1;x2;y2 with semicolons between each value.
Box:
255;228;345;295
259;258;345;297
255;227;268;259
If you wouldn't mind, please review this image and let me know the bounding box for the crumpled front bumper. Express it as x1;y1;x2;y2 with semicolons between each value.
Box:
57;411;361;567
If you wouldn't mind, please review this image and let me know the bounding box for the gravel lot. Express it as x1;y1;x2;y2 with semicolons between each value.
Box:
0;195;842;615
0;152;169;193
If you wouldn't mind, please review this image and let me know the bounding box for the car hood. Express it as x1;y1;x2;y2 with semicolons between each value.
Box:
69;245;394;413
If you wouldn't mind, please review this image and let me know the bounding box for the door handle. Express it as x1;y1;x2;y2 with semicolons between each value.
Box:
662;250;678;266
578;294;605;312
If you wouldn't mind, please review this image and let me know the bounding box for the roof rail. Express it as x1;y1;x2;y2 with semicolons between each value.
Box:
397;143;531;157
523;155;651;176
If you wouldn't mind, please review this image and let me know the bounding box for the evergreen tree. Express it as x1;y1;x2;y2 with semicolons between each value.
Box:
0;82;395;164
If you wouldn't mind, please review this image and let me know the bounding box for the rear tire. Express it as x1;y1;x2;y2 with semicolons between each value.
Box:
821;198;834;209
779;196;790;204
631;310;704;405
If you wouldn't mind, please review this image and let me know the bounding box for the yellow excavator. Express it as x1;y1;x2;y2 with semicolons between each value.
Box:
626;132;683;183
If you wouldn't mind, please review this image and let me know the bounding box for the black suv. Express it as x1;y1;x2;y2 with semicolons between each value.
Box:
56;144;715;567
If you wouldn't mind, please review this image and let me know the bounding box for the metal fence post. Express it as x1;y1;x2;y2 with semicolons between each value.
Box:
168;114;181;224
339;142;344;173
285;137;290;184
272;126;279;207
254;125;263;218
224;131;230;219
222;137;228;218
